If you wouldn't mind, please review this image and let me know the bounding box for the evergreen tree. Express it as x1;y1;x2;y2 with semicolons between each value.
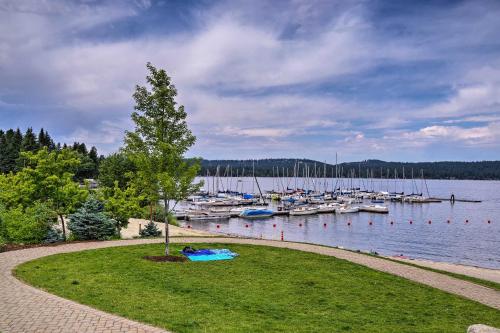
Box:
89;146;98;164
38;128;47;148
38;128;55;151
89;146;99;178
1;129;22;173
21;127;38;152
72;142;87;155
0;130;6;173
139;221;162;237
68;197;117;240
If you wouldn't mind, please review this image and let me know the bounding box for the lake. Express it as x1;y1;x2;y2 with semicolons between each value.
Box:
181;177;500;269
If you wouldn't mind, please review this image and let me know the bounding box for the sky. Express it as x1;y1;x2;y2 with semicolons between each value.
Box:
1;0;500;163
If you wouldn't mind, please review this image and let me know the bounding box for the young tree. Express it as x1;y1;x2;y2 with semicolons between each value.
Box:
125;63;202;255
101;181;143;230
20;148;88;239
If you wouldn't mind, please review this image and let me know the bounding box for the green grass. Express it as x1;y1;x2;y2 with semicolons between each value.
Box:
15;243;500;333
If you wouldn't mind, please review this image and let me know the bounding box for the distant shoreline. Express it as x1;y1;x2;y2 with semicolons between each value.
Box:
198;158;500;181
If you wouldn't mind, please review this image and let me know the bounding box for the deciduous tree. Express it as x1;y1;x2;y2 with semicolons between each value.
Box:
125;63;202;255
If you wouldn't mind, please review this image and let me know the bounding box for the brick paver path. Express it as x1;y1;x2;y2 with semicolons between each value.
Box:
1;237;499;333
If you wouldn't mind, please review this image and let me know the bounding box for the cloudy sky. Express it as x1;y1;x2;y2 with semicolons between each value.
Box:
1;0;500;162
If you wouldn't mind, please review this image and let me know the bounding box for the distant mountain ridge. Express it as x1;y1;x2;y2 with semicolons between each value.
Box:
199;159;500;180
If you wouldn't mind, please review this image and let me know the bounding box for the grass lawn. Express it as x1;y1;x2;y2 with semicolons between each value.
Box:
15;243;500;333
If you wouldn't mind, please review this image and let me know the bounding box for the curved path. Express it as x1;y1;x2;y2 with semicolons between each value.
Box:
1;237;499;333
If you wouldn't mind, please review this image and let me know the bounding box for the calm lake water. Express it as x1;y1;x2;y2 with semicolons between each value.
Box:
181;177;500;269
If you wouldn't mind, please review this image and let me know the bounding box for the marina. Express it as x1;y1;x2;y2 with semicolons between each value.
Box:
175;176;499;269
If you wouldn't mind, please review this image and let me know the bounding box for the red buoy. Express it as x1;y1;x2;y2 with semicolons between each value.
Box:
273;224;276;228
488;220;491;224
245;224;249;228
216;224;220;228
369;221;373;225
410;220;413;224
281;231;284;241
428;220;432;224
347;222;351;226
465;219;469;223
323;223;327;227
390;221;394;225
187;225;191;229
299;223;302;227
447;219;451;224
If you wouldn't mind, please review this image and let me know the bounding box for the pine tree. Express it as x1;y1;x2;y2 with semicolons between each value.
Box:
17;128;39;169
38;128;55;151
88;146;99;179
89;146;98;164
1;129;22;173
38;128;46;149
139;221;162;237
21;127;38;152
0;130;6;173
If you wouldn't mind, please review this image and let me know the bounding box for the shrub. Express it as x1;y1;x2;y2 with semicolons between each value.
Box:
0;234;6;249
0;202;57;244
68;197;117;240
44;227;64;243
139;221;162;237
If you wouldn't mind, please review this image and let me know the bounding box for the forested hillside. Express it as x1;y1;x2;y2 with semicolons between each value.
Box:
199;159;500;180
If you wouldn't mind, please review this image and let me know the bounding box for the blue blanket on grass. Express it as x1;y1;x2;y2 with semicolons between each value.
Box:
181;249;239;261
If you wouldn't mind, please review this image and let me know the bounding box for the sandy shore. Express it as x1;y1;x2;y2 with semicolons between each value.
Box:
120;218;218;239
388;256;500;284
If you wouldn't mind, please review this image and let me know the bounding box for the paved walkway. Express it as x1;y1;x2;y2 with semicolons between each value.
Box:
389;256;500;284
1;238;499;333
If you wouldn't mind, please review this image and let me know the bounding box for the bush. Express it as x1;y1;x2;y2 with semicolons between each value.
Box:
44;227;64;243
68;197;117;240
0;234;6;249
139;221;162;237
0;203;57;244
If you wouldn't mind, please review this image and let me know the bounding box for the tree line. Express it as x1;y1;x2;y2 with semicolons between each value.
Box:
199;158;500;180
0;127;102;180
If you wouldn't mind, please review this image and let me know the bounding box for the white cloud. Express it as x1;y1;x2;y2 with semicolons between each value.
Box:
1;0;500;161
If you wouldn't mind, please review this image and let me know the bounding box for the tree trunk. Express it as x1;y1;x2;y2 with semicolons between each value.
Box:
150;203;153;224
164;199;170;256
59;214;66;240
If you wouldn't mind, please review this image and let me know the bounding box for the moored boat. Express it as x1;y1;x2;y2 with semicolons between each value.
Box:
289;206;318;216
317;202;340;213
359;204;389;213
239;208;274;219
337;205;360;214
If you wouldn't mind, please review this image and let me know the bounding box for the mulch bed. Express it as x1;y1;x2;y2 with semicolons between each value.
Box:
143;255;188;262
0;240;100;253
